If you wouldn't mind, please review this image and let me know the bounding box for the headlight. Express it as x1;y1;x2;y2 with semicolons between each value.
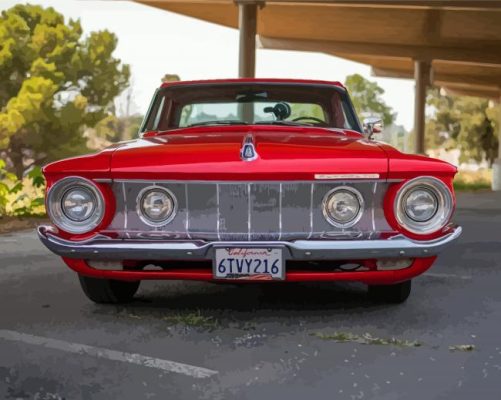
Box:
322;186;364;228
62;187;97;222
403;188;437;222
47;177;104;234
395;177;453;235
137;186;177;226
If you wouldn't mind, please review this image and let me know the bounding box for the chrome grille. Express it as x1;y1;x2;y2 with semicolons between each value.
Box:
107;181;393;241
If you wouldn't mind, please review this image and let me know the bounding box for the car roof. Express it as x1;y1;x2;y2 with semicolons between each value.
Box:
159;78;346;90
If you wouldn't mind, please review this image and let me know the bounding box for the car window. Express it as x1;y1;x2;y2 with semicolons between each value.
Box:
178;102;327;127
143;83;361;132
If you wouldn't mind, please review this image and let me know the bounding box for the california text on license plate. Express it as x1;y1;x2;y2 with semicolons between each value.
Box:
214;248;285;280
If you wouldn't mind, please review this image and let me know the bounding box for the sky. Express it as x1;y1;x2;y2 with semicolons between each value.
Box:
1;0;416;130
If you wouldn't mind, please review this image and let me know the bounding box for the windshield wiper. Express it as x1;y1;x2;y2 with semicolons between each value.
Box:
187;120;247;127
255;121;313;127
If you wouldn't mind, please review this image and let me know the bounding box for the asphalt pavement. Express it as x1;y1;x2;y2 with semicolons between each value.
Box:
1;191;500;400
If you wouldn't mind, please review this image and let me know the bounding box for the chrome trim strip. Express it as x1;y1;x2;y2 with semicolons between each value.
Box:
307;183;314;240
38;225;462;262
278;183;282;241
247;183;251;241
315;174;380;180
122;182;129;239
185;183;192;240
113;179;402;184
372;181;377;232
216;183;221;241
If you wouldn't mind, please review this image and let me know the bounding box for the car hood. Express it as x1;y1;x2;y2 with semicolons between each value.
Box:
43;126;456;183
111;126;388;180
108;126;388;180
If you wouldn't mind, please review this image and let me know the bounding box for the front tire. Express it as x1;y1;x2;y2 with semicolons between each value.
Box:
78;275;140;304
368;280;411;304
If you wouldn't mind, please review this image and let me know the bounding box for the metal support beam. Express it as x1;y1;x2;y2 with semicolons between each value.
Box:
414;60;430;154
492;97;501;191
238;3;257;78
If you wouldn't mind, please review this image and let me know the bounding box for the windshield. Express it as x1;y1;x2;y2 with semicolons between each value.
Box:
141;83;361;132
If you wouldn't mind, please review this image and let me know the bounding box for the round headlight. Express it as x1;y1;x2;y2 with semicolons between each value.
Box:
323;187;364;228
137;187;176;226
395;177;453;235
62;187;97;222
403;188;438;222
47;177;104;234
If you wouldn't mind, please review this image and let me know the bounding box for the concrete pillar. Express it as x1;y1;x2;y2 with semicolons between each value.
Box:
492;97;501;191
238;3;257;78
413;60;430;155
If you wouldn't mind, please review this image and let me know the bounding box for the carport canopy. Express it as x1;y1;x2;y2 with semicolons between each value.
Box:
135;0;501;188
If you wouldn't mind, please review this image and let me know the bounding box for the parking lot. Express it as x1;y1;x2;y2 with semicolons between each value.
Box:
0;191;500;399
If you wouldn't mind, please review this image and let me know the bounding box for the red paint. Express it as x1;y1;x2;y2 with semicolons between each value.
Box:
160;78;346;90
110;127;388;181
43;147;117;182
63;257;435;285
41;79;458;285
377;143;458;180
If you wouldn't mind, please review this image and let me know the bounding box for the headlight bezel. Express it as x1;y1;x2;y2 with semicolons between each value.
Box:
322;186;364;228
136;185;177;227
47;177;105;234
394;176;453;235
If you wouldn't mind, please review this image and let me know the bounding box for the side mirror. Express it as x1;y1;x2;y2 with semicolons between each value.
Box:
363;117;384;139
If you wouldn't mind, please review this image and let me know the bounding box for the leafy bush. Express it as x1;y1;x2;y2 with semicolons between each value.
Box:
0;161;46;217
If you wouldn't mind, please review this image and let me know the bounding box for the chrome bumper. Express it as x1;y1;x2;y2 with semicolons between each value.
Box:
37;225;462;261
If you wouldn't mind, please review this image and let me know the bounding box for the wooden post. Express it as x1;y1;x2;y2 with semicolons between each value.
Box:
414;60;430;155
238;3;257;78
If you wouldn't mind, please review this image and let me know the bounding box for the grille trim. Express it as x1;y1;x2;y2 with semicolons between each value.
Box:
113;179;403;184
109;180;395;241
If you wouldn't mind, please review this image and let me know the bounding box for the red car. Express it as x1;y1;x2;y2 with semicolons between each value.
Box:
38;78;461;304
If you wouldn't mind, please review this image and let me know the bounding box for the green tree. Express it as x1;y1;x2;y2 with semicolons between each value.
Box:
0;4;130;177
426;89;498;165
425;88;460;150
344;73;396;126
162;73;180;83
455;96;498;166
94;114;143;143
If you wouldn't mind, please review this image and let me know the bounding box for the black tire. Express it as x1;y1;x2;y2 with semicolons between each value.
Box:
368;280;412;304
78;275;140;304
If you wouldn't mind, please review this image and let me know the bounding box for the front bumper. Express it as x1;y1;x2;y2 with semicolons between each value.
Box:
38;225;462;261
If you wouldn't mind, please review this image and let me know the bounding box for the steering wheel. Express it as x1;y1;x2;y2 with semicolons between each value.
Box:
292;116;327;125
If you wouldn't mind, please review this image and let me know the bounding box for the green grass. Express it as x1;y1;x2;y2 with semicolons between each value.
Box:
453;169;492;191
449;344;475;352
161;310;219;329
123;309;219;330
453;181;491;191
311;331;422;347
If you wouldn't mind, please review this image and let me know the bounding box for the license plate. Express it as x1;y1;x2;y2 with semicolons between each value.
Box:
214;248;284;280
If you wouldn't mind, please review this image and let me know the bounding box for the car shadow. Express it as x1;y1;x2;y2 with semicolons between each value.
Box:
87;280;431;336
130;281;381;313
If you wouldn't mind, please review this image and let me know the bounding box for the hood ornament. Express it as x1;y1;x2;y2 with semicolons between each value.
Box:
240;134;258;161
